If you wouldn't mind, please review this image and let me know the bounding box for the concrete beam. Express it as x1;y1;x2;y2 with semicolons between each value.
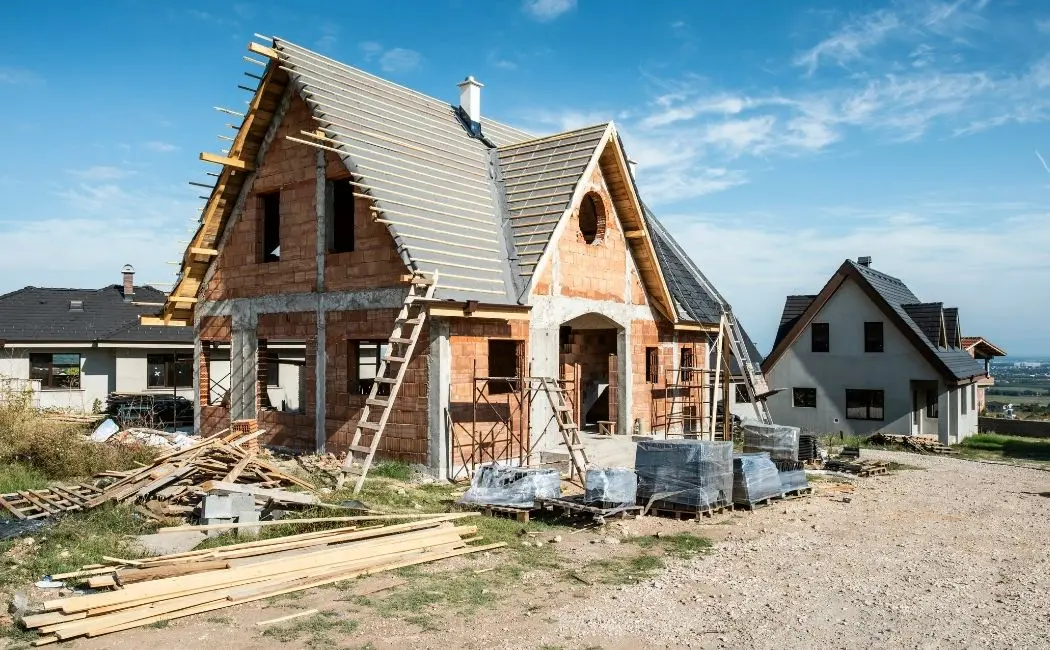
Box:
197;287;409;320
427;318;451;478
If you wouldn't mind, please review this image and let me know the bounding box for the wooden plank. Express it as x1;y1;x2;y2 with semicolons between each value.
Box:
221;451;256;483
156;511;476;534
199;152;254;171
248;41;279;59
199;481;318;505
0;493;27;519
255;609;319;627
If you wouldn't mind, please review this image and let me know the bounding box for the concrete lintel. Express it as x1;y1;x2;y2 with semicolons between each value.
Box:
527;295;652;330
197;287;409;320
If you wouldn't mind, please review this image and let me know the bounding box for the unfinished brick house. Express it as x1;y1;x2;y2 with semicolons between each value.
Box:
151;37;761;479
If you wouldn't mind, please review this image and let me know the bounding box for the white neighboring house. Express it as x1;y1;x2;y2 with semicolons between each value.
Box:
762;257;990;444
0;266;194;412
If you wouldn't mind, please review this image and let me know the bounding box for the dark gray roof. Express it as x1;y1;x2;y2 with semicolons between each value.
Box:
902;302;944;347
498;124;609;284
775;295;817;348
642;206;763;370
849;261;984;380
0;285;193;344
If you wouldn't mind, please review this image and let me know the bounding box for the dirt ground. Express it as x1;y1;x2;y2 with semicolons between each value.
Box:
26;450;1050;650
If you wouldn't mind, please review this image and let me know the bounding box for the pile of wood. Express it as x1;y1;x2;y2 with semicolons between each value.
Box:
823;458;889;477
23;514;499;644
0;432;316;522
868;433;958;455
41;412;104;425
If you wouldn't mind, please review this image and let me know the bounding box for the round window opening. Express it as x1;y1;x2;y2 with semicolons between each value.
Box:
578;193;605;244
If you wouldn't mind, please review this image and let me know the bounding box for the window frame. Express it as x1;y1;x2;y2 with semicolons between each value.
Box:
487;339;523;395
864;321;884;353
146;353;193;389
845;388;885;421
260;191;281;263
680;346;695;383
645;347;659;384
925;391;939;418
792;387;817;408
327;179;356;254
29;353;82;390
961;384;968;414
351;340;390;397
811;322;830;353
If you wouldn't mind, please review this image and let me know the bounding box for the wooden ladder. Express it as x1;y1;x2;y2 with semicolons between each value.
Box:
534;376;590;484
337;272;438;494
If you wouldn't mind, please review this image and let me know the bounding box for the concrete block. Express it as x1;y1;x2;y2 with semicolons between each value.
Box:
131;531;207;555
235;510;261;537
202;493;256;518
204;518;233;539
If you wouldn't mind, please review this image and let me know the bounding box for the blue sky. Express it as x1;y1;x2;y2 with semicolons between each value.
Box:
1;0;1047;355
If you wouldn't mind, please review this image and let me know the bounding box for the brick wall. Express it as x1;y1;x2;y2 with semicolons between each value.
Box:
631;322;708;434
559;329;617;424
448;318;530;469
204;97;320;301
325;309;430;465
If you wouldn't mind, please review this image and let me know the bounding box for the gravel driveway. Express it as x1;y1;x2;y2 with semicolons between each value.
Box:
549;451;1050;649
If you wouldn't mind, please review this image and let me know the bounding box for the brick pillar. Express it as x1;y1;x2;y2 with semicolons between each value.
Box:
257;339;271;410
199;343;211;407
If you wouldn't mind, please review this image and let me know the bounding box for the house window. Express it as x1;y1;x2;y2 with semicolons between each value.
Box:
680;347;694;382
811;322;829;353
864;322;884;353
961;385;968;414
645;347;659;384
792;387;817;408
260;192;281;263
926;391;939;418
146;354;192;389
488;339;523;394
846;389;884;420
328;179;355;253
577;193;605;244
352;340;390;396
266;351;280;387
29;353;81;389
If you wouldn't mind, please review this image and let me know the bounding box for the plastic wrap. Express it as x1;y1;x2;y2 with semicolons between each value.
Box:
742;422;801;461
733;453;783;505
584;467;637;506
635;440;733;510
778;469;809;493
459;464;561;508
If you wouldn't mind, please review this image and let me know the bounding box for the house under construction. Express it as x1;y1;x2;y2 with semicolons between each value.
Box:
149;36;769;481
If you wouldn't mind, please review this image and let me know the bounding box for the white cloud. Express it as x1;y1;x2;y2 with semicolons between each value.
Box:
520;109;611;133
1038;18;1050;34
522;0;576;22
144;141;178;153
658;205;1050;354
794;9;902;74
701;116;777;155
637;165;749;202
359;42;423;73
0;66;42;85
67;166;134;182
379;48;422;73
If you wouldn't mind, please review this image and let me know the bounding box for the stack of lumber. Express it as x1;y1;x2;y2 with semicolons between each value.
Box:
42;412;104;425
24;514;498;644
83;435;315;517
823;458;889;476
868;433;958;455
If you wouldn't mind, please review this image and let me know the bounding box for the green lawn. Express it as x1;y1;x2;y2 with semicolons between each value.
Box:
958;433;1050;462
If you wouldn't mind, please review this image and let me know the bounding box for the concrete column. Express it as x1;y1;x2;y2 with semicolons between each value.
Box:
616;326;631;436
427;318;451;479
314;149;328;452
230;321;258;421
528;324;559;454
192;330;202;434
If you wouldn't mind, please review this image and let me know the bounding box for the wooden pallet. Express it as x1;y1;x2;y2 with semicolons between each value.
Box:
0;485;104;520
780;486;814;499
535;495;642;521
824;458;889;476
733;495;780;511
458;503;533;523
644;499;732;520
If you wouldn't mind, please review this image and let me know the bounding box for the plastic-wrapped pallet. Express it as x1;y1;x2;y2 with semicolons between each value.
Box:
778;468;809;493
635;440;733;510
798;432;819;461
742;421;801;461
732;453;783;506
459;464;561;508
585;467;637;506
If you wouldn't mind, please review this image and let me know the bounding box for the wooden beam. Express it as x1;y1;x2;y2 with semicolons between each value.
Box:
247;42;279;60
624;229;645;239
428;305;531;321
199;152;254;171
168;297;198;304
674;322;720;333
189;247;219;257
140;316;190;327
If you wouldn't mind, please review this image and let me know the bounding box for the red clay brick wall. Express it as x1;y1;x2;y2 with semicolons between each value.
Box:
631;323;708;434
448;318;530;469
559;329;618;424
199;316;232;431
325;309;430;465
203;97;320;301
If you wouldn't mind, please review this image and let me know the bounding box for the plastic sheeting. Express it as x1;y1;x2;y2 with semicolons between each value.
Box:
585;467;637;506
733;453;783;505
459;464;561;508
635;440;733;510
742;422;801;461
778;469;809;492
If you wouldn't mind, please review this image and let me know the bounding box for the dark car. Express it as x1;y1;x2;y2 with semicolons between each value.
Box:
105;393;193;429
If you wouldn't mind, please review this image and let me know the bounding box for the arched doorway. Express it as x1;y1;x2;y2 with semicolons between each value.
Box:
559;313;622;430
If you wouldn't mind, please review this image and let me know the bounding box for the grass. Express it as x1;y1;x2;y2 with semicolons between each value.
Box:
583;555;665;585
958;433;1050;462
0;462;50;493
625;532;713;558
368;461;413;482
0;504;150;590
260;610;358;647
0;622;36;648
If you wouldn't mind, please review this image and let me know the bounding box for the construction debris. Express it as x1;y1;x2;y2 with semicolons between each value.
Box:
19;513;499;643
823;458;889;477
868;433;958;455
458;464;561;508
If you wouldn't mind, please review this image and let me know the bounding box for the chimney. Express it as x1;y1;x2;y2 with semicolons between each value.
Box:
857;256;872;267
457;76;483;126
122;264;135;302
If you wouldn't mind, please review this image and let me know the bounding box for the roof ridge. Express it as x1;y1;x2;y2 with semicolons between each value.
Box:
498;122;611;150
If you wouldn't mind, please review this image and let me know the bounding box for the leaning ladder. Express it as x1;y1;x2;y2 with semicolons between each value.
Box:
534;376;590;484
337;272;438;494
723;311;773;425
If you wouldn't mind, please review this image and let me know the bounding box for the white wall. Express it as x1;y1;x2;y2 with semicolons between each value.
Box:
112;349;194;401
766;279;943;436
